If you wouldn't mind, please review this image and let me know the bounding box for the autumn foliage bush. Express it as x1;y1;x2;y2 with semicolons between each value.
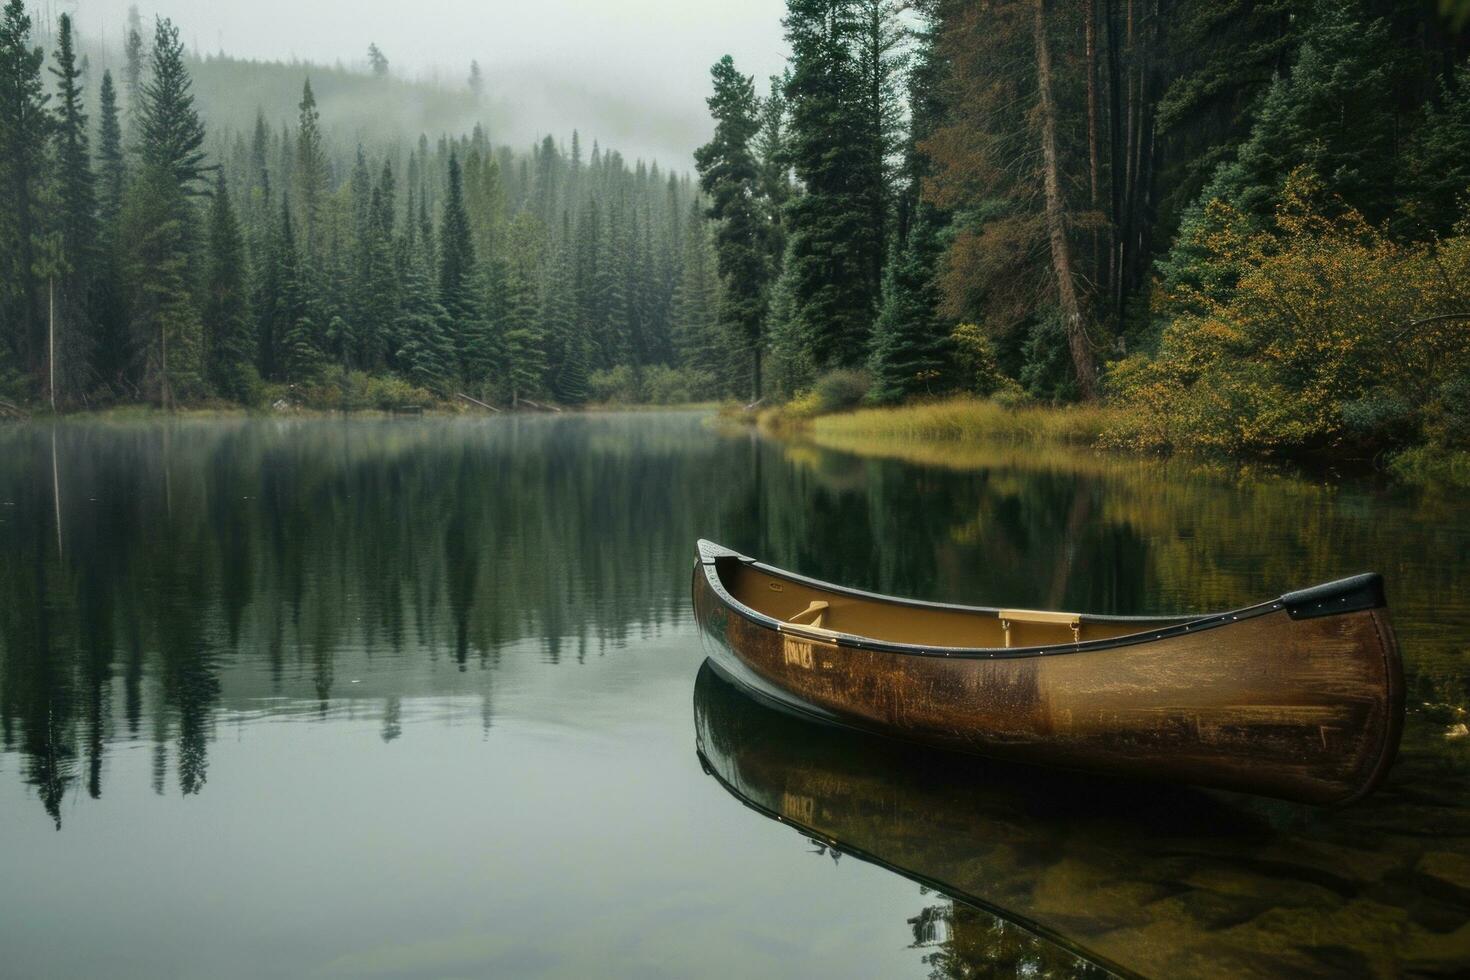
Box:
1106;170;1470;459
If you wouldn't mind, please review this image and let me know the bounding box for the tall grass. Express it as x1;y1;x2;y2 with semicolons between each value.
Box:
808;396;1117;446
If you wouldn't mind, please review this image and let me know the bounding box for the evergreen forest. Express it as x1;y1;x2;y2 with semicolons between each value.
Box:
0;2;726;411
3;1;1470;464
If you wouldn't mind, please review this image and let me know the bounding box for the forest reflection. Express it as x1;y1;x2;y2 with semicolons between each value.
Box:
2;413;1465;851
0;415;749;825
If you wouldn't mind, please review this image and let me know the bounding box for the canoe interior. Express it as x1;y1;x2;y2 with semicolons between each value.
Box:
717;558;1183;650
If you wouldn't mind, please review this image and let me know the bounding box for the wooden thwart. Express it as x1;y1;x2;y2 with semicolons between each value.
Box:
998;608;1082;646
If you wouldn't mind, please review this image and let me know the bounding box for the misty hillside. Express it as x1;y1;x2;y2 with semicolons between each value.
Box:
66;25;704;167
186;52;497;152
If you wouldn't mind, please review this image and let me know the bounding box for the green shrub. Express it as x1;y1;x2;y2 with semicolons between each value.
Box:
950;323;1009;397
588;365;642;404
587;364;718;405
1018;312;1077;403
812;369;871;413
642;364;717;404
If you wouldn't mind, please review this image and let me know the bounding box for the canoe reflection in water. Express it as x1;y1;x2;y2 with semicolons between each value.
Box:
692;660;1470;979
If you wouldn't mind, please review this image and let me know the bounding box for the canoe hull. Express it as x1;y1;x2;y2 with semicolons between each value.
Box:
692;549;1403;805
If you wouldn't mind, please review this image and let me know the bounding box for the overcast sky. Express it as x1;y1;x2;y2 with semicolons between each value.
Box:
67;0;791;164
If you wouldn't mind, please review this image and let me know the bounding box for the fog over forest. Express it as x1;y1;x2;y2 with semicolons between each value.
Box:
37;0;790;165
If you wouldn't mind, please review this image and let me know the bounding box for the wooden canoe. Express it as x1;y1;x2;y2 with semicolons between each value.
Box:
690;540;1404;804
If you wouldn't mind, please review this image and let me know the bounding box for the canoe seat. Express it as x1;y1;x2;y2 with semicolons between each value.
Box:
788;601;830;629
998;608;1081;647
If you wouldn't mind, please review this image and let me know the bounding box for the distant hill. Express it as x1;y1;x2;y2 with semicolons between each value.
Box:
66;33;701;167
185;52;495;150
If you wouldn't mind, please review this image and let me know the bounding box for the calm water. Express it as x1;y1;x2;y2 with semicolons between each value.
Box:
1;413;1466;978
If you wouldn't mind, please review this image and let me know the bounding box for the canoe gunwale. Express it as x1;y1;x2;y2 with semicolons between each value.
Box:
695;539;1357;660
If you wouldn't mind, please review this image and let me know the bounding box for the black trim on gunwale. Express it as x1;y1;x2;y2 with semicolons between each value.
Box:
694;539;1386;661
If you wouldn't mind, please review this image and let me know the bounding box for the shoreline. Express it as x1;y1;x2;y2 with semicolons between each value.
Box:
0;401;725;423
731;396;1469;489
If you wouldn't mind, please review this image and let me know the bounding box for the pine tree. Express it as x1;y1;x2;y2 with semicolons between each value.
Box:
91;69;130;390
121;163;200;406
293;79;328;265
270;201;321;385
349;146;372;250
755;73;792;267
203;171;254;399
1404;62;1470;237
572;196;601;354
247;110;271;236
439;152;481;380
1202;3;1397;224
464;150;506;268
354;161;397;370
0;0;51;382
532;134;561;228
867;212;948;403
396;227;454;394
855;0;906;288
763;251;810;396
542;216;585;403
670;203;723;388
49;13;97;396
139;18;208;194
96;71;125;226
367;43;389;78
122;23;144;135
125;15;210;406
695;55;770;400
500;211;547;402
782;0;886;371
594;199;630;367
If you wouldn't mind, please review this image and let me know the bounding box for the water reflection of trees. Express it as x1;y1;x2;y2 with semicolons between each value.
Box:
0;417;752;824
911;901;1110;980
3;416;1465;833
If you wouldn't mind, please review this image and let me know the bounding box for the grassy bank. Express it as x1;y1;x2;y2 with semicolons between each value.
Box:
738;395;1119;449
742;394;1469;488
802;396;1118;446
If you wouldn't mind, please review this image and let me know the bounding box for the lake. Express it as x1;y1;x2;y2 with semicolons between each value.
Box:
1;413;1466;978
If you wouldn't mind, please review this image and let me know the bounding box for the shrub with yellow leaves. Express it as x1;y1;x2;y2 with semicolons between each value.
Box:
1106;168;1470;460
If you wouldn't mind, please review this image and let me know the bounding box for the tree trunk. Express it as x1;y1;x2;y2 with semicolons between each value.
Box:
48;276;56;411
1084;0;1105;296
1104;0;1126;320
1125;0;1161;306
1034;0;1098;400
161;320;170;411
1119;0;1140;321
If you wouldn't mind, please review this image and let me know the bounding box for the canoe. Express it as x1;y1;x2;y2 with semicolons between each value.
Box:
690;539;1404;804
